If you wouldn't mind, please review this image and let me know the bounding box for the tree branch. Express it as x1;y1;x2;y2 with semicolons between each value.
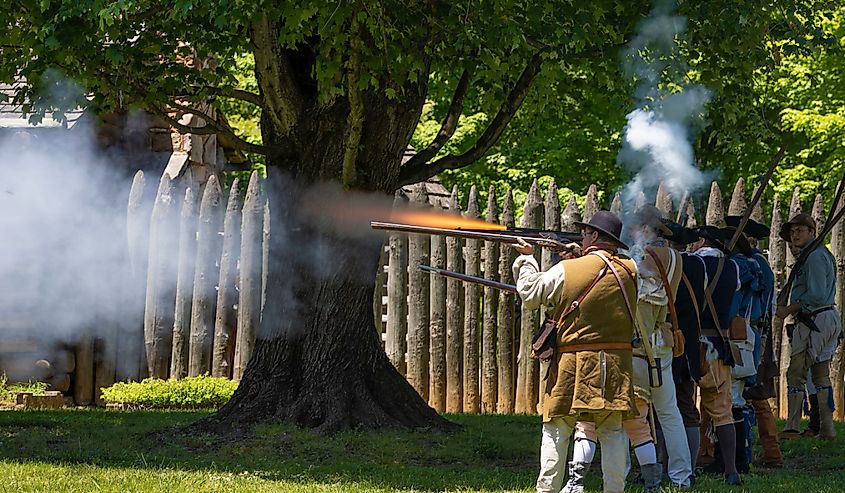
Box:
189;86;266;109
251;12;303;136
397;52;543;186
401;68;473;172
152;102;271;156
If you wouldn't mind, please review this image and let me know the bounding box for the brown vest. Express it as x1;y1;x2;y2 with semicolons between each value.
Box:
541;249;638;421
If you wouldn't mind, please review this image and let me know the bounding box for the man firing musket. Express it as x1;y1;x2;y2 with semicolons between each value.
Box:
510;211;638;493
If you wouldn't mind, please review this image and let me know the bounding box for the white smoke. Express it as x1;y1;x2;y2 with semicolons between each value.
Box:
0;125;143;347
618;0;712;214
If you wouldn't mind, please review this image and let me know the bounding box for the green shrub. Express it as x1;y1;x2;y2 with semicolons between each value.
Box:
100;375;238;409
1;375;49;403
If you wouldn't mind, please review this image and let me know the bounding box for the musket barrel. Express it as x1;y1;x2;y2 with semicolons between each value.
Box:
371;221;569;249
420;265;517;293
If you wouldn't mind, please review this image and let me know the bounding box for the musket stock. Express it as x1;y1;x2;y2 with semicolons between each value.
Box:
371;221;581;250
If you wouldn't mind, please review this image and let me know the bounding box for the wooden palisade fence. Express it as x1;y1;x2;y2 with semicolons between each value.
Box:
63;170;845;420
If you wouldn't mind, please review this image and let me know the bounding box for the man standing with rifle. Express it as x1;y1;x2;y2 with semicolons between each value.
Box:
512;211;637;493
687;226;743;485
776;213;841;440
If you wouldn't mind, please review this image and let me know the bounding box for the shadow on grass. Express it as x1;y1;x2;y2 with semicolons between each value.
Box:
0;409;541;491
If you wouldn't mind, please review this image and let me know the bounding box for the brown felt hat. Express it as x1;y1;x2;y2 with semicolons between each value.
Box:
629;205;673;236
779;213;816;243
574;210;628;249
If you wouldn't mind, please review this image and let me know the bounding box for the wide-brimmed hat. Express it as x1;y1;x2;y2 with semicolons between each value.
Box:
695;225;731;253
725;215;770;240
629;205;673;236
575;210;628;249
778;213;816;243
721;227;754;256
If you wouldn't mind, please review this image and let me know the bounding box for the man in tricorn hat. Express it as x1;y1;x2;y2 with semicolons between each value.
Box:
725;216;783;467
687;225;743;485
512;210;637;493
776;213;841;440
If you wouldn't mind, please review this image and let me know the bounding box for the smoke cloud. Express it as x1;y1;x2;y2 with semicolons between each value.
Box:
0;125;141;348
617;0;713;216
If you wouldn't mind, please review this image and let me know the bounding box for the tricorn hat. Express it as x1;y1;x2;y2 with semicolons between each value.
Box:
574;210;628;249
695;225;731;254
659;220;700;246
725;215;770;240
778;213;816;243
721;226;754;256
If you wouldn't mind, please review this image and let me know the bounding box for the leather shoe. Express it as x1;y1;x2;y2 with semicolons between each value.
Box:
725;473;742;485
778;429;802;440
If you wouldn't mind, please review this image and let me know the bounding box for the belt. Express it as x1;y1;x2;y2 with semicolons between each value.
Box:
556;342;632;353
809;305;836;317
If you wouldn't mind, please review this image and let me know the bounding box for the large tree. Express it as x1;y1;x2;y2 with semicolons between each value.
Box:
0;0;829;431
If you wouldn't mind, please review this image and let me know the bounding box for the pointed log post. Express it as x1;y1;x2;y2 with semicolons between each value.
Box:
482;187;500;413
655;181;673;216
143;175;179;379
728;178;747;216
635;191;647;211
610;192;622;216
751;185;765;250
769;195;786;417
118;170;149;381
497;189;517;414
429;201;448;413
706;181;725;227
463;186;482;413
516;180;543;414
372;238;389;337
171;188;198;380
583;184;599;222
563;194;582;231
539;181;561;412
684;199;697;228
407;183;431;400
445;186;465;412
830;188;845;420
778;188;802;417
233;172;264;380
73;332;94;405
812;193;826;232
211;178;242;378
188;176;224;377
385;191;409;376
95;311;119;405
261;199;271;313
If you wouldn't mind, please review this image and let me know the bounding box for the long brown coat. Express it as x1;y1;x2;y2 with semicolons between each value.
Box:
514;248;638;422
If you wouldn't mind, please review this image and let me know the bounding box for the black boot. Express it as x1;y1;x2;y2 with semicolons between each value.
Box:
715;424;741;485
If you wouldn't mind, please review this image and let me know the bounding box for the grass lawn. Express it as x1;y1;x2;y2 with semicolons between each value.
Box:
0;409;843;492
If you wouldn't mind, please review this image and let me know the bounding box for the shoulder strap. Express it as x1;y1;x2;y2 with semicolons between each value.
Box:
553;261;609;326
590;252;636;323
645;247;680;334
593;252;656;366
680;272;702;336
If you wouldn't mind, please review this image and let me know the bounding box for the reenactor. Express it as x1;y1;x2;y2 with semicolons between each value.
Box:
776;213;841;440
512;211;637;493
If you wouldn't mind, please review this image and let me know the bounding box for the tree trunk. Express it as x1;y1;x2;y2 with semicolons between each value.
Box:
203;39;447;430
208;178;448;432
